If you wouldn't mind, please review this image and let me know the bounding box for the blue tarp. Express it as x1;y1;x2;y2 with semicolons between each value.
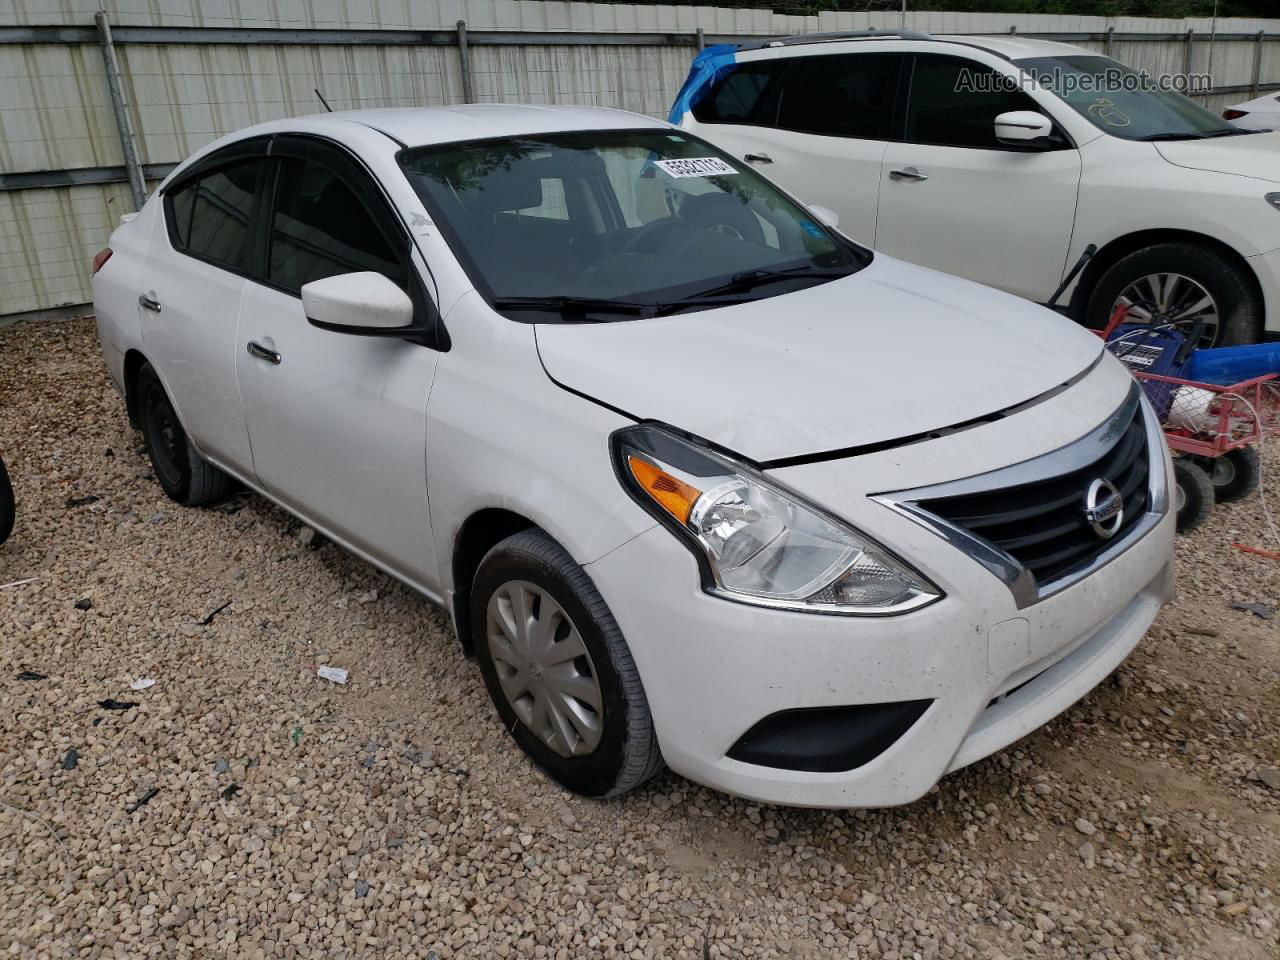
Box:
666;44;738;125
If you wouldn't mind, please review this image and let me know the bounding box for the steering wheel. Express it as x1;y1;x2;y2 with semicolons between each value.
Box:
615;218;689;257
680;194;766;246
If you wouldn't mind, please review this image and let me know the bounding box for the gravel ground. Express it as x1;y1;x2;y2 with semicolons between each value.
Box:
1;316;1278;960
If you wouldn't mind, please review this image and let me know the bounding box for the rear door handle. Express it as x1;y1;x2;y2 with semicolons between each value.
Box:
246;340;281;365
744;152;774;165
889;166;928;182
138;293;161;312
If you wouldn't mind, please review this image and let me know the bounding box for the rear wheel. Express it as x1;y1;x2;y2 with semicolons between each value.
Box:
1173;458;1215;533
136;363;233;506
1085;242;1262;346
471;529;663;798
1198;446;1261;503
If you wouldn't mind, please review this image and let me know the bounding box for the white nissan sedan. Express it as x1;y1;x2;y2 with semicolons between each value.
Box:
93;105;1174;807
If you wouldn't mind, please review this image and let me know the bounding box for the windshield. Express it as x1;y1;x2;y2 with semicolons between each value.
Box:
1018;55;1246;141
398;129;865;321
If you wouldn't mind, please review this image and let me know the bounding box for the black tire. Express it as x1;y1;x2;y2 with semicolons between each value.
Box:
471;529;663;798
0;455;14;546
1198;446;1261;504
135;362;233;507
1173;459;1215;533
1085;242;1262;346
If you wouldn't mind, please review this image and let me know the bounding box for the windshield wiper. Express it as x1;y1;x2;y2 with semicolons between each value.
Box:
1136;132;1208;141
673;265;848;303
491;296;652;320
1202;128;1259;138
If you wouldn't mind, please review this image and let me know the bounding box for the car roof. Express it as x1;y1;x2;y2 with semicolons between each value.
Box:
938;35;1094;60
276;104;668;150
738;32;1092;63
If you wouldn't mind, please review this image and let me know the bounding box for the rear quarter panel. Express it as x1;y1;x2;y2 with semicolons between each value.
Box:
92;201;158;392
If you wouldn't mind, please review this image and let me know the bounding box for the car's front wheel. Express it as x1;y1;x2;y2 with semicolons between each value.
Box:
136;362;233;506
471;529;663;798
1085;242;1262;346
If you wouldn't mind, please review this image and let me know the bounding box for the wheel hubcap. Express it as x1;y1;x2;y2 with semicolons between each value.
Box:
486;580;603;758
1174;480;1187;512
1114;273;1219;346
1211;457;1235;487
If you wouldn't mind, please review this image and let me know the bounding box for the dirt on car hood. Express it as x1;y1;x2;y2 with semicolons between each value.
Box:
535;255;1104;464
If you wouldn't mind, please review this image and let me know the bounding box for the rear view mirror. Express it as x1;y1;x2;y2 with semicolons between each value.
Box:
994;111;1055;145
302;271;414;333
807;204;840;229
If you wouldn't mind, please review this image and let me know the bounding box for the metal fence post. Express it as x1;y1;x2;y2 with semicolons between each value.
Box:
1104;26;1114;57
1184;28;1195;86
456;19;473;103
1253;30;1265;97
94;11;145;209
696;27;704;52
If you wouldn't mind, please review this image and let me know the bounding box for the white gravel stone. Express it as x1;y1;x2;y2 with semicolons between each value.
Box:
1;317;1278;958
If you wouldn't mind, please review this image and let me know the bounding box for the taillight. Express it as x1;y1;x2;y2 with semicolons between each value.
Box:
1223;109;1248;121
92;247;113;274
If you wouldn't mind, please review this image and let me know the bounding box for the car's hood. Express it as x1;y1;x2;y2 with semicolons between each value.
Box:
535;256;1104;463
1155;132;1280;184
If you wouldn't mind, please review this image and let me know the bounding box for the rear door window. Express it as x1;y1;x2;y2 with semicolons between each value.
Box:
692;60;786;125
904;54;1048;149
775;52;902;139
167;158;263;270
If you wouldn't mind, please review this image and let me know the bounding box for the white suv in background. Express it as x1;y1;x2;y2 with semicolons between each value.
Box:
678;31;1280;345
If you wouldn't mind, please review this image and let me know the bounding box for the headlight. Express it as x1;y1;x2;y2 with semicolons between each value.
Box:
1265;193;1280;211
612;425;940;615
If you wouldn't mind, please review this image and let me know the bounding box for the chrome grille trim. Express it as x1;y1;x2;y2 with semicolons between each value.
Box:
873;384;1169;609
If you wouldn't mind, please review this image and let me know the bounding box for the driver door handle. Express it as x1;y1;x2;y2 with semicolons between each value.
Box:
889;166;928;182
246;340;281;365
744;152;773;164
138;293;161;313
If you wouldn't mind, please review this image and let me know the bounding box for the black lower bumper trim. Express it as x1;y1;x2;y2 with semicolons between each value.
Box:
727;699;933;773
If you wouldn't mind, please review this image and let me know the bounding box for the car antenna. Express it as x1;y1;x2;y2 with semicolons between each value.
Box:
315;88;333;113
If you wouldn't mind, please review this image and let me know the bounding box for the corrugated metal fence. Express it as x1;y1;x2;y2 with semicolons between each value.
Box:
3;1;1280;316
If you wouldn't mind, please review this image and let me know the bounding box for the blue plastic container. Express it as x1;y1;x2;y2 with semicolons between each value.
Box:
1184;342;1280;385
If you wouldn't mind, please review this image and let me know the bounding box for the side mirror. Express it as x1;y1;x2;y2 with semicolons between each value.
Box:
302;271;414;334
807;204;840;229
994;111;1055;146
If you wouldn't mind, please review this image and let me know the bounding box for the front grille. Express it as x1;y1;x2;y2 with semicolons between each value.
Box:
920;405;1150;587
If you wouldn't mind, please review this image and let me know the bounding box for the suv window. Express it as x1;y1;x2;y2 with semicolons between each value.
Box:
775;53;901;139
905;54;1048;149
168;158;261;269
267;156;406;295
692;61;784;125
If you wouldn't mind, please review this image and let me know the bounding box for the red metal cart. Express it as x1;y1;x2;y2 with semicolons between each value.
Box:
1098;305;1280;531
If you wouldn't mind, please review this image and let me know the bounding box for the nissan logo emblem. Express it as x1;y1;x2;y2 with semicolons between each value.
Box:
1084;478;1124;539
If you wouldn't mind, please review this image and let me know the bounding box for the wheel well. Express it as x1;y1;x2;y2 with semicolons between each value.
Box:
451;509;537;655
1068;229;1262;321
122;349;148;428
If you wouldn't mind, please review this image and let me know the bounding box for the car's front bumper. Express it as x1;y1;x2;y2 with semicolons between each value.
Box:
585;356;1175;808
1247;244;1280;335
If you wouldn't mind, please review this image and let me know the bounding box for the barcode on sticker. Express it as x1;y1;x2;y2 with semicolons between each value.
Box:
653;157;739;179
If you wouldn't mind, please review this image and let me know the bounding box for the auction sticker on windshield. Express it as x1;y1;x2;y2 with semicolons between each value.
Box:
654;157;739;178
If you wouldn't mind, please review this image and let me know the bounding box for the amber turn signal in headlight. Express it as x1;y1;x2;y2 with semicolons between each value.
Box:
626;454;701;523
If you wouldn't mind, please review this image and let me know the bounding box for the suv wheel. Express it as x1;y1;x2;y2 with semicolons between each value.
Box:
471;530;663;798
1085;242;1262;346
136;362;233;506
